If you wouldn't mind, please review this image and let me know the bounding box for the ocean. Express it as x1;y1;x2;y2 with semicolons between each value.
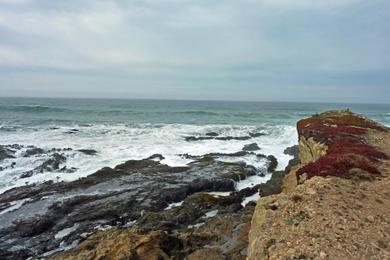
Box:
1;97;390;193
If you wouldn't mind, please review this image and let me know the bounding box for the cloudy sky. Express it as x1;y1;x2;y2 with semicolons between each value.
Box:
0;0;389;103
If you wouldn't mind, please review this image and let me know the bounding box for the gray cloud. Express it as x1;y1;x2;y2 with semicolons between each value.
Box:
0;0;389;103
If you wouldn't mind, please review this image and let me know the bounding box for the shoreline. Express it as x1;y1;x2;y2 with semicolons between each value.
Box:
1;110;389;259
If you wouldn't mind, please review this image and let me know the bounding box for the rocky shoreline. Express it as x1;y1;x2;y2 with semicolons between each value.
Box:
0;137;296;259
2;110;388;259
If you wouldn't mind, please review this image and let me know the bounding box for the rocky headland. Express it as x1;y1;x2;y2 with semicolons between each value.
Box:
248;110;390;259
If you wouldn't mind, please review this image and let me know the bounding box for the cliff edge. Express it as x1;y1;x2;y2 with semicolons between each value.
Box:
248;110;390;259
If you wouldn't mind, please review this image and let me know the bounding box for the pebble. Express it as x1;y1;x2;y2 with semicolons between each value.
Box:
319;251;327;258
306;188;317;195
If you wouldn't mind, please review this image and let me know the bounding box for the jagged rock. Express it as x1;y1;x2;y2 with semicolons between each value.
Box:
267;155;278;172
0;155;257;257
13;216;55;237
259;171;284;197
243;143;260;151
146;154;165;161
39;153;66;172
23;148;45;157
0;145;16;161
257;154;278;172
205;132;219;137
234;185;260;199
284;145;299;158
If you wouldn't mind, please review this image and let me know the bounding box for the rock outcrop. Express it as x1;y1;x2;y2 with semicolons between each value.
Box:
248;110;390;259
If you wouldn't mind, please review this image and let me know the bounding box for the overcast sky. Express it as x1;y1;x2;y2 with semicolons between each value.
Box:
0;0;389;103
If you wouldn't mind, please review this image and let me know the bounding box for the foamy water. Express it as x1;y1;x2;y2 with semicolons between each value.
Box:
0;123;297;193
2;98;389;194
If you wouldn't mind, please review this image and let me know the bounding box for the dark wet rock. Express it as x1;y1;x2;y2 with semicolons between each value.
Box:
187;178;235;193
146;154;165;161
205;132;219;137
216;136;251;141
20;153;67;178
20;171;34;179
249;132;266;138
137;192;242;231
13;216;55;237
208;151;249;157
185;134;261;142
60;166;78;173
0;145;16;161
285;157;300;174
234;185;260;199
185;151;250;162
243;143;260;151
0;155;259;257
283;145;301;173
257;154;278;172
266;155;278;172
36;153;66;172
258;171;285;197
65;129;79;134
284;145;299;158
0;202;11;211
23;148;45;157
185;136;214;141
77;149;98;155
245;165;259;177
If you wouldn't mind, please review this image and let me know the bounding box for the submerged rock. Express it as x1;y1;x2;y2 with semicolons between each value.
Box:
185;133;265;142
257;154;278;172
23;147;45;157
243;143;260;151
20;153;67;178
205;132;219;137
0;145;16;161
146;154;165;161
249;132;266;138
77;149;98;156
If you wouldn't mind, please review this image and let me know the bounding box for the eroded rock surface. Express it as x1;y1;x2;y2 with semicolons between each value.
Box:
248;110;390;260
0;151;275;259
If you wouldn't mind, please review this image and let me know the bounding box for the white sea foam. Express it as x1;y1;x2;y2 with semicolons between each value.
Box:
165;201;184;210
54;224;80;240
0;198;31;215
0;123;297;193
203;210;218;218
241;193;260;207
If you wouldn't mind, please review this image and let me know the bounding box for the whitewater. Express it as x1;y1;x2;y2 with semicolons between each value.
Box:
1;98;390;194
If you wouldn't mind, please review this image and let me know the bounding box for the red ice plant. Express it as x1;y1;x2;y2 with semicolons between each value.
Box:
296;111;388;181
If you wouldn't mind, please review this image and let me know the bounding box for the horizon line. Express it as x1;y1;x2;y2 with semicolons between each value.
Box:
0;95;390;106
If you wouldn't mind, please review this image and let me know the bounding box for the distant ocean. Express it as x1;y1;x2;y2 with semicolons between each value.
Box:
1;97;390;193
